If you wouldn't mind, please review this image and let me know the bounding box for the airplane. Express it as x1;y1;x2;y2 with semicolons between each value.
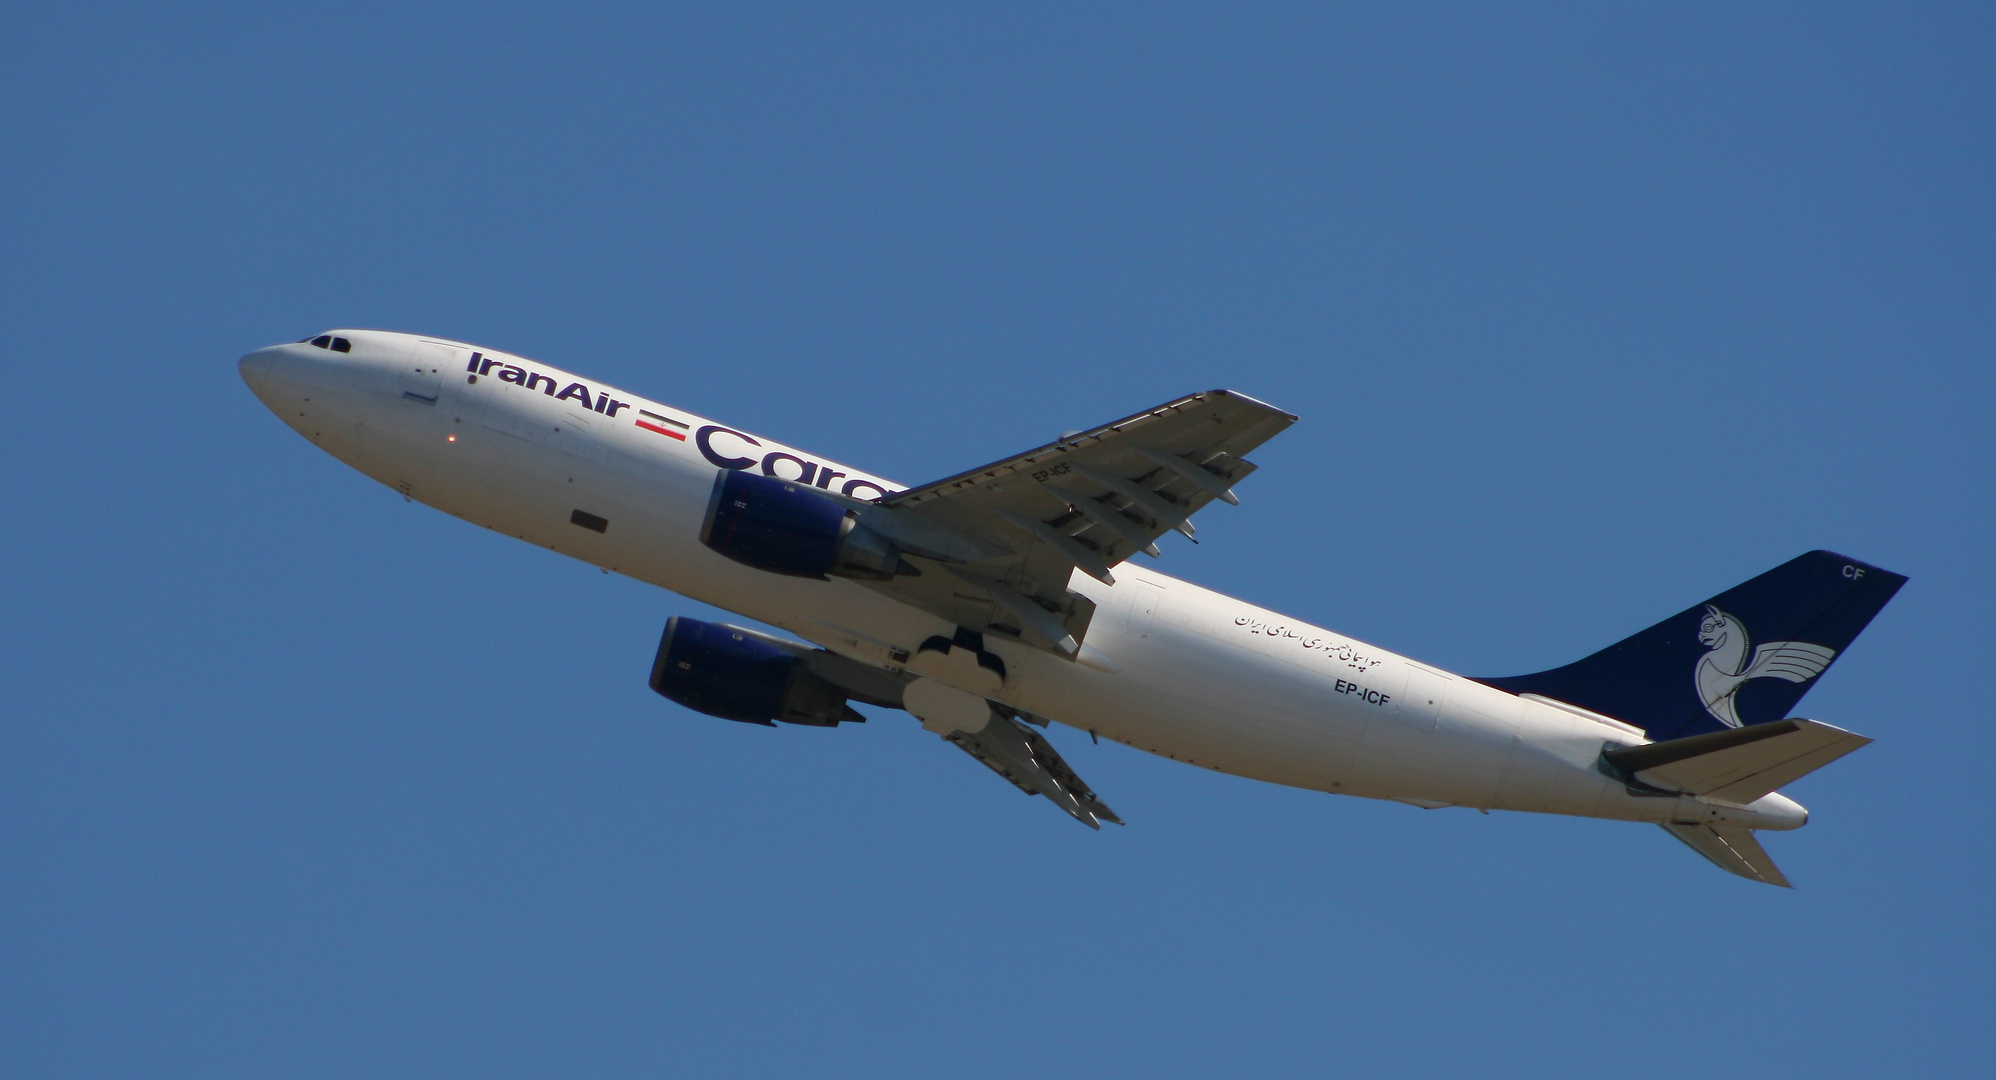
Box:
239;329;1906;886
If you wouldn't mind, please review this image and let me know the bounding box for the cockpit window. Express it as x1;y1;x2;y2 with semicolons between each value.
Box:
310;335;333;348
330;337;352;352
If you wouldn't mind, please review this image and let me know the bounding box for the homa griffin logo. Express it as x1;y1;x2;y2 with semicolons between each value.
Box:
465;352;898;502
1694;606;1837;728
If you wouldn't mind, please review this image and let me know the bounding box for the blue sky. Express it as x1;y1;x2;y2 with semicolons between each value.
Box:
3;3;1991;1076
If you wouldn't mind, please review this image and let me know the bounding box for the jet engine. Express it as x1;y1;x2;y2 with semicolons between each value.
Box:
698;469;905;581
649;616;870;727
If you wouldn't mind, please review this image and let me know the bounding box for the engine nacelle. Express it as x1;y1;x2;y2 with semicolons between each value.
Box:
648;616;863;727
699;469;902;580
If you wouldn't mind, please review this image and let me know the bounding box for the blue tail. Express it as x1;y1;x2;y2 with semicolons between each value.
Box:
1479;551;1906;741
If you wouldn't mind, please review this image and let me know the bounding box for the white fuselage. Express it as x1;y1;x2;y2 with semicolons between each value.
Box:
239;330;1807;831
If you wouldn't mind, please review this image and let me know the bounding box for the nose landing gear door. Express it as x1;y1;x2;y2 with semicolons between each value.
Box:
401;341;457;406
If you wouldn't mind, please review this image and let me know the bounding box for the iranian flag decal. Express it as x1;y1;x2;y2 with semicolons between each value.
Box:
635;409;690;441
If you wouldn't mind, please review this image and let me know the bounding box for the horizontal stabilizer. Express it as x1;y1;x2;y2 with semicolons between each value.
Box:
1662;823;1792;887
1604;718;1871;805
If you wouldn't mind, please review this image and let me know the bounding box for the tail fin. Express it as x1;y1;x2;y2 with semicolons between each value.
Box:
1480;550;1905;740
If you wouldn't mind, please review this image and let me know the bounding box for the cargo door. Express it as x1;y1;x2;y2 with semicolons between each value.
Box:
1430;685;1519;808
401;341;455;406
1125;580;1165;638
544;390;600;462
456;349;533;441
456;352;599;462
1400;667;1448;734
1356;663;1451;792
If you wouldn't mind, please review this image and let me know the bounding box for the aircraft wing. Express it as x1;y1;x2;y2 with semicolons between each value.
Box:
854;389;1296;655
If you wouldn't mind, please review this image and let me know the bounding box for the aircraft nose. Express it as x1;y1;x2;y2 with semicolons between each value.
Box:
238;345;283;395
